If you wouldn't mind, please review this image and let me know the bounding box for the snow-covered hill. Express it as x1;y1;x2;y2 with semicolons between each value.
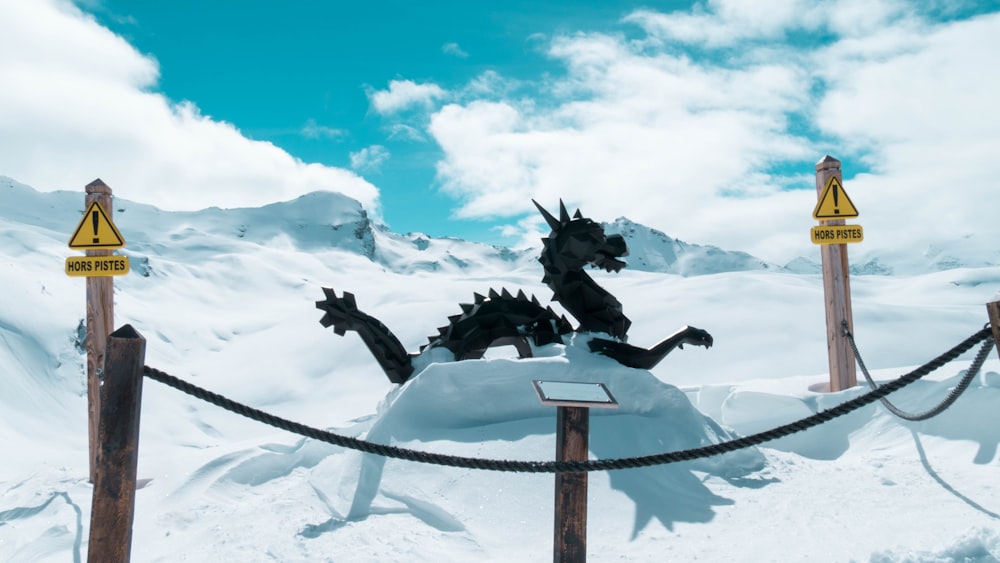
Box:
2;176;999;562
11;175;995;281
603;216;777;275
0;176;793;279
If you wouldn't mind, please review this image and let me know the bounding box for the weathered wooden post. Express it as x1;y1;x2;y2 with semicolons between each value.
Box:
554;406;589;562
533;380;618;563
987;297;1000;360
88;324;146;563
85;179;114;483
815;156;857;391
67;179;129;482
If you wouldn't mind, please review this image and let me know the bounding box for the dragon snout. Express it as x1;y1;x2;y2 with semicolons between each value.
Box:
605;234;627;256
593;233;628;272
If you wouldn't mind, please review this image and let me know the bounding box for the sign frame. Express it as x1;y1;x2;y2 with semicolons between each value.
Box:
533;380;619;409
812;176;859;220
65;255;131;277
69;201;126;250
810;224;864;245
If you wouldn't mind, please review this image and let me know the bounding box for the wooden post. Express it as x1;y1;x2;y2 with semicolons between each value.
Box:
535;380;614;563
987;298;1000;361
816;156;857;391
554;406;588;563
85;179;115;483
88;324;146;563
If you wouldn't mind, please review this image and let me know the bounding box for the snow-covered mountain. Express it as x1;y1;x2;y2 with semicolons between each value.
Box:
10;175;994;279
782;234;1000;276
0;176;795;280
603;216;777;275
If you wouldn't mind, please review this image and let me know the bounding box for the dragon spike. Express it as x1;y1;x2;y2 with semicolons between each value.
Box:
573;209;583;219
473;292;486;304
559;200;570;224
460;303;474;314
437;326;449;336
342;291;357;311
531;295;541;306
516;289;527;300
488;288;501;299
448;314;463;324
533;199;562;231
501;287;514;299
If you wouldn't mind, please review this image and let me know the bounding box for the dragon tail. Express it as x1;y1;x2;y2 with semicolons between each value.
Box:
316;287;414;384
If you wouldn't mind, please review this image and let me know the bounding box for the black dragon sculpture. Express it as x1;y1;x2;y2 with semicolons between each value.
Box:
317;200;713;384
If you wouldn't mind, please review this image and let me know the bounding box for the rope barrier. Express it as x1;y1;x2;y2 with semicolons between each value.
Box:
844;321;994;421
143;326;992;473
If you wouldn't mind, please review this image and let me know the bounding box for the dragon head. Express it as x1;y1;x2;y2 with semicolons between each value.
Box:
533;199;628;273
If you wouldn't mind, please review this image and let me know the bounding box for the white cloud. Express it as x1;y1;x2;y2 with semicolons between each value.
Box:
429;35;814;259
301;118;347;140
0;0;380;214
463;70;515;96
369;80;447;114
813;12;1000;251
387;124;427;142
625;1;811;47
442;42;469;58
625;0;910;47
427;3;1000;263
350;145;390;172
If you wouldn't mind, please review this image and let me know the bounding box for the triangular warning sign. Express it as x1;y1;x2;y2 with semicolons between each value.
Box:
812;176;859;220
69;201;125;249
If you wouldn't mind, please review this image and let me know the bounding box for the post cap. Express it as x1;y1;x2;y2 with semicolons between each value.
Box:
109;324;143;340
815;155;841;171
86;178;112;195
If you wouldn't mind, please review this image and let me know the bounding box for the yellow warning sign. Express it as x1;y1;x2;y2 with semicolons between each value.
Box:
810;224;864;245
68;202;125;250
65;255;130;277
812;176;859;220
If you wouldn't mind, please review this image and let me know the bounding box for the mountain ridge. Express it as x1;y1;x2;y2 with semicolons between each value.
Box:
1;176;785;278
4;175;997;277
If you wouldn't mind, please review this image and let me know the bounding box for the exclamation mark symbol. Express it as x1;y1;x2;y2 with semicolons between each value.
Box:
92;210;100;244
833;182;840;215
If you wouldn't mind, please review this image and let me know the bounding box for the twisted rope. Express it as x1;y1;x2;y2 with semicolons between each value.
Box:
143;326;991;473
845;321;994;421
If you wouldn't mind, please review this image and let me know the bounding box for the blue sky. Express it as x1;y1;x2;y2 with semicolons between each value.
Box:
3;0;1000;262
83;0;687;241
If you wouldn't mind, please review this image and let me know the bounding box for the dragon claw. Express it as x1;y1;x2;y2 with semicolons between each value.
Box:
683;326;713;349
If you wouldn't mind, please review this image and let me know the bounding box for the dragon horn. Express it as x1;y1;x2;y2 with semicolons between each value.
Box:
533;199;562;231
559;200;571;223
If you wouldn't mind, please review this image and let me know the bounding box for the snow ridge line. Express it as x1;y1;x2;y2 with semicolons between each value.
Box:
142;327;992;473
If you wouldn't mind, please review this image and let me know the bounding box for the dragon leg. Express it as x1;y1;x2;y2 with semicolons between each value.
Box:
588;326;713;370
